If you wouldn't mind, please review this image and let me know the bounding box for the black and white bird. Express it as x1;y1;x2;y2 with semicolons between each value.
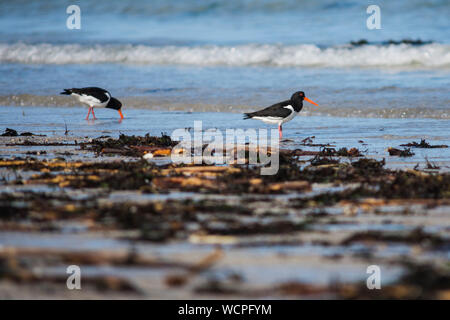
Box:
244;91;319;139
60;87;124;120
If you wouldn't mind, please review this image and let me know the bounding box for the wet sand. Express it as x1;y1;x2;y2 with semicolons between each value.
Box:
0;106;449;299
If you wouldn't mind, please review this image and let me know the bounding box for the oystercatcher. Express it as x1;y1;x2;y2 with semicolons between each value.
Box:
60;87;124;120
244;91;319;139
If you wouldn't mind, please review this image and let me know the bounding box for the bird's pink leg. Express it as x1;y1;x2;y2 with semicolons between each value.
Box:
85;107;91;120
91;108;97;120
279;125;283;139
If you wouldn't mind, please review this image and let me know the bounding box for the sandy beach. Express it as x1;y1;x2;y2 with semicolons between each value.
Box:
1;106;449;299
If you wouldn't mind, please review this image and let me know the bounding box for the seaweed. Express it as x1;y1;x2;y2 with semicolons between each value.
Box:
310;153;340;166
1;128;45;137
400;139;448;149
1;132;450;299
350;39;432;47
388;147;415;157
350;39;369;46
341;227;446;248
300;136;334;147
425;157;440;170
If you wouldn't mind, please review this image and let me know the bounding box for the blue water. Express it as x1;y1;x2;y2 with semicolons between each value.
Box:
1;0;449;45
0;0;449;118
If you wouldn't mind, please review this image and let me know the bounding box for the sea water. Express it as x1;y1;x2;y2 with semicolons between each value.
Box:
0;0;448;119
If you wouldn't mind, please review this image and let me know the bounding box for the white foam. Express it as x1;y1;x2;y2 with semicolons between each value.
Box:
1;42;450;68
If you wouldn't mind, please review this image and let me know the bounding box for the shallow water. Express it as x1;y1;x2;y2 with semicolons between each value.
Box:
1;65;449;119
2;106;449;170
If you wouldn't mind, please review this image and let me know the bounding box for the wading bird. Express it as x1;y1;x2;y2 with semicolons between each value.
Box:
244;91;318;139
60;87;124;120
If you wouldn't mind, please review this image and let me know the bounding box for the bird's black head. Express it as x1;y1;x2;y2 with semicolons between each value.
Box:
291;91;306;101
106;97;124;119
105;97;122;110
291;91;319;108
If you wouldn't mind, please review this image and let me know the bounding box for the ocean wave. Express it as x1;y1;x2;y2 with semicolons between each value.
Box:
1;95;449;119
1;43;450;68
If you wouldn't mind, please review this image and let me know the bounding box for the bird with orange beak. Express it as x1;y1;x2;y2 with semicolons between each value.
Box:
60;87;124;120
244;91;319;139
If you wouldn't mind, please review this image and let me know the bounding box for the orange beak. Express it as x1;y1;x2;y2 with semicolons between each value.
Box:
304;97;319;107
118;109;124;119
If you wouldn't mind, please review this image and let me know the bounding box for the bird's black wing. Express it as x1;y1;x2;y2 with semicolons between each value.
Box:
60;87;110;103
244;100;292;119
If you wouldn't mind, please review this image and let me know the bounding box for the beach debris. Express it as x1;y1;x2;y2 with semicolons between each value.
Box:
64;121;69;136
425;157;440;170
268;180;311;192
310;147;363;158
6;140;70;146
300;136;334;147
1;128;18;136
152;176;221;191
400;139;448;148
1;128;45;137
189;234;238;245
165;249;223;287
143;148;173;160
388;147;415;157
81;133;176;157
310;152;340;166
341;228;446;248
143;152;154;160
284;149;320;156
25;151;47;155
1;132;450;298
336;147;362;157
301;136;315;145
310;147;356;166
351;158;385;171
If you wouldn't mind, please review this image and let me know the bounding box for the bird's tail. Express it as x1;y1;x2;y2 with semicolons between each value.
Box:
243;112;254;120
60;89;73;95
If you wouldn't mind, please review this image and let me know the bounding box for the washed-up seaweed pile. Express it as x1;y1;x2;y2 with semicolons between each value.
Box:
0;133;449;299
80;133;176;157
2;150;449;197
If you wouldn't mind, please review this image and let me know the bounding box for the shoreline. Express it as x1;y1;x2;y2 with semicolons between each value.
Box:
2;100;450;120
